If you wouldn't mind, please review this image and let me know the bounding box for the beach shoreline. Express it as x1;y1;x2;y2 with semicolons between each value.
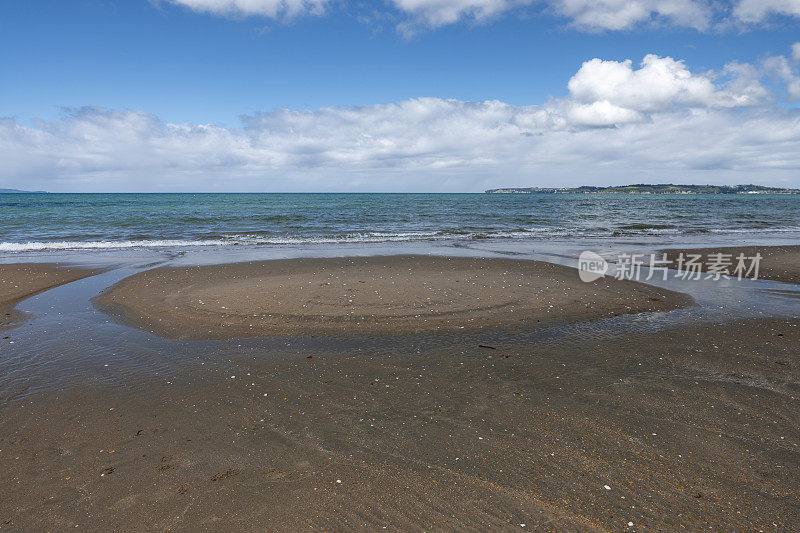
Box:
661;245;800;284
0;263;100;331
0;251;797;530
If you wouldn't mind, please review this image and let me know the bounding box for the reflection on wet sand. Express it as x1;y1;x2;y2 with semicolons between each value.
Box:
0;248;798;531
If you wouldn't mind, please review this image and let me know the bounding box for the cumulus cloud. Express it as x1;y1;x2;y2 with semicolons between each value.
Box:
564;54;767;128
563;100;646;126
2;53;799;191
733;0;800;23
550;0;712;31
755;43;800;101
169;0;327;18
763;59;800;101
391;0;713;31
391;0;529;27
164;0;800;32
3;102;799;191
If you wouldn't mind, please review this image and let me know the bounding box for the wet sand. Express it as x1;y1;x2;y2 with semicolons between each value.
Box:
0;263;100;331
662;245;800;284
0;316;797;531
93;255;692;338
1;255;797;531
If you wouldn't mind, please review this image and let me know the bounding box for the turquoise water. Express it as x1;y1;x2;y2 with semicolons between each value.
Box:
1;193;798;252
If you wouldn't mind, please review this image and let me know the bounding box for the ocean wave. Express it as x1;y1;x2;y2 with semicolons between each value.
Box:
0;239;232;252
2;225;799;251
0;230;542;251
707;227;800;234
618;224;678;230
0;233;454;251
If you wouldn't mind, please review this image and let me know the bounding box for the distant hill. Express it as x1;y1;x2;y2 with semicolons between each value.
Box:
486;184;800;194
0;189;47;193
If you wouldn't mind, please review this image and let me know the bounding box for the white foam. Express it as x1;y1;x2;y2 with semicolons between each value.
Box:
0;239;230;252
2;225;799;252
0;234;448;251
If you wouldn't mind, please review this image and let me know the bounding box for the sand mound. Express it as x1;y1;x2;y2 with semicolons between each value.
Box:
95;255;692;338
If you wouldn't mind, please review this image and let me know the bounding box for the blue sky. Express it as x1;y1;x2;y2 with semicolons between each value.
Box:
2;1;800;191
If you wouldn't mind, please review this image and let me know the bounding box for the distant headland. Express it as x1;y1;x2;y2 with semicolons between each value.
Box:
0;189;47;194
485;184;799;194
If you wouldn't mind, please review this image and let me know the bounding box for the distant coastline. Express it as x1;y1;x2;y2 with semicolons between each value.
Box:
485;184;800;194
0;189;47;194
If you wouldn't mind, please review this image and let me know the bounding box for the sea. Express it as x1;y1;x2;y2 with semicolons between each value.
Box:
1;192;799;253
2;192;800;401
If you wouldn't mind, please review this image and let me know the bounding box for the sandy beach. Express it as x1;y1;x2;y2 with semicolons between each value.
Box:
1;314;797;531
0;254;797;531
93;255;692;339
662;245;800;284
0;263;99;331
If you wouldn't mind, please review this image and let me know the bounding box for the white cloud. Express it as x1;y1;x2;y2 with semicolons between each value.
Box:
169;0;327;18
2;53;799;191
550;0;712;31
733;0;800;23
567;55;766;116
763;55;800;101
754;43;800;101
391;0;528;27
164;0;800;32
391;0;712;30
563;100;646;126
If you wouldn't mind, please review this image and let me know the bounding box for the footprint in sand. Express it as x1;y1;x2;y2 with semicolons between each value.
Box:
210;469;241;482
